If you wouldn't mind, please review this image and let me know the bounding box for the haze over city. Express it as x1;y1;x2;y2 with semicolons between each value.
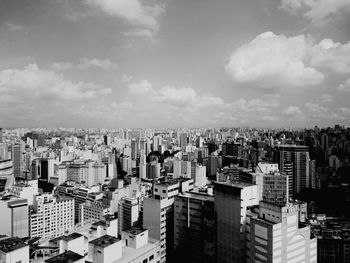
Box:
1;0;350;128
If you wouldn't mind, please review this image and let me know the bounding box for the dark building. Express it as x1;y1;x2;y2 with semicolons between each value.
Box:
173;192;215;263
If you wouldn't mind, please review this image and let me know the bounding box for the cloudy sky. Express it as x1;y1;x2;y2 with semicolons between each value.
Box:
1;0;350;128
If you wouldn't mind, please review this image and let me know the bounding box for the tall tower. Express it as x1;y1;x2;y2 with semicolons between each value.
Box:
279;145;310;196
214;182;258;263
0;127;3;143
12;141;24;178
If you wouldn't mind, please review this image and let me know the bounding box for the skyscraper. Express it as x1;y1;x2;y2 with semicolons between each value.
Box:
0;128;2;143
278;145;310;196
214;182;258;262
12;141;24;178
174;191;215;263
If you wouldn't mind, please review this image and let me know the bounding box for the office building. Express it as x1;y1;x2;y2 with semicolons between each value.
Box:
30;193;75;239
118;197;139;233
174;191;215;262
12;142;24;178
248;202;317;263
214;182;258;262
0;196;29;238
143;178;194;262
278;145;310;196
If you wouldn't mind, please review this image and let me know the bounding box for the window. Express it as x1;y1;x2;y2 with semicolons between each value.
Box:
149;254;154;260
143;259;148;263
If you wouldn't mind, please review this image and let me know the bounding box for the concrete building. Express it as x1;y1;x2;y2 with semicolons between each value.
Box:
118;197;139;234
278;145;310;196
12;142;24;178
174;191;215;262
79;200;110;225
30;193;75;239
143;178;194;263
0;237;29;263
214;182;258;263
10;180;38;206
0;196;29;238
248;202;317;263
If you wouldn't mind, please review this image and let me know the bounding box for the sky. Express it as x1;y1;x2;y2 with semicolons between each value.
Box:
0;0;350;128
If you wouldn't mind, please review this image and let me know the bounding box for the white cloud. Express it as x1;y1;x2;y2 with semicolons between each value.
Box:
52;62;73;70
86;0;164;35
121;74;132;83
225;31;324;88
337;78;350;92
284;106;302;115
310;39;350;74
320;94;334;102
77;58;117;70
281;0;350;24
0;64;111;101
128;80;153;95
5;22;23;31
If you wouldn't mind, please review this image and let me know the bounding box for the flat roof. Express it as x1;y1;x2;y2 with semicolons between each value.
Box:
89;235;120;248
0;237;27;253
123;227;146;236
112;239;159;263
45;250;84;263
51;233;83;243
177;192;214;202
214;181;253;189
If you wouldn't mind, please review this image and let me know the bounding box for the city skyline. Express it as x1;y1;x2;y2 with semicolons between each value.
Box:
1;0;350;128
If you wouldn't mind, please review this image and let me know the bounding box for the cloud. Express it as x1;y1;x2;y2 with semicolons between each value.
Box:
77;58;118;70
52;62;73;70
0;64;111;101
225;32;324;88
337;78;350;92
86;0;164;35
0;64;112;127
284;106;302;115
128;80;153;95
281;0;350;24
5;22;23;31
320;94;334;102
310;39;350;74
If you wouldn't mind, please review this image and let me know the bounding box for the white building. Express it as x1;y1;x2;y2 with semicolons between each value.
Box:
248;202;317;263
30;193;75;239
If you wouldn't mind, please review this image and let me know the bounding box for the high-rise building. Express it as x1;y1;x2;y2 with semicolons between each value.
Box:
179;133;188;149
0;128;2;143
143;178;194;263
214;182;258;262
0;196;29;238
12;141;25;178
278;145;310;196
30;193;75;239
173;191;215;262
247;202;317;263
207;155;222;177
118;197;139;234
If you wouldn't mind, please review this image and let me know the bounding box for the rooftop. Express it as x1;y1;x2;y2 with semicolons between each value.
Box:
123;227;146;236
89;235;120;248
177;191;214;202
50;233;83;243
0;237;27;253
45;250;84;263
